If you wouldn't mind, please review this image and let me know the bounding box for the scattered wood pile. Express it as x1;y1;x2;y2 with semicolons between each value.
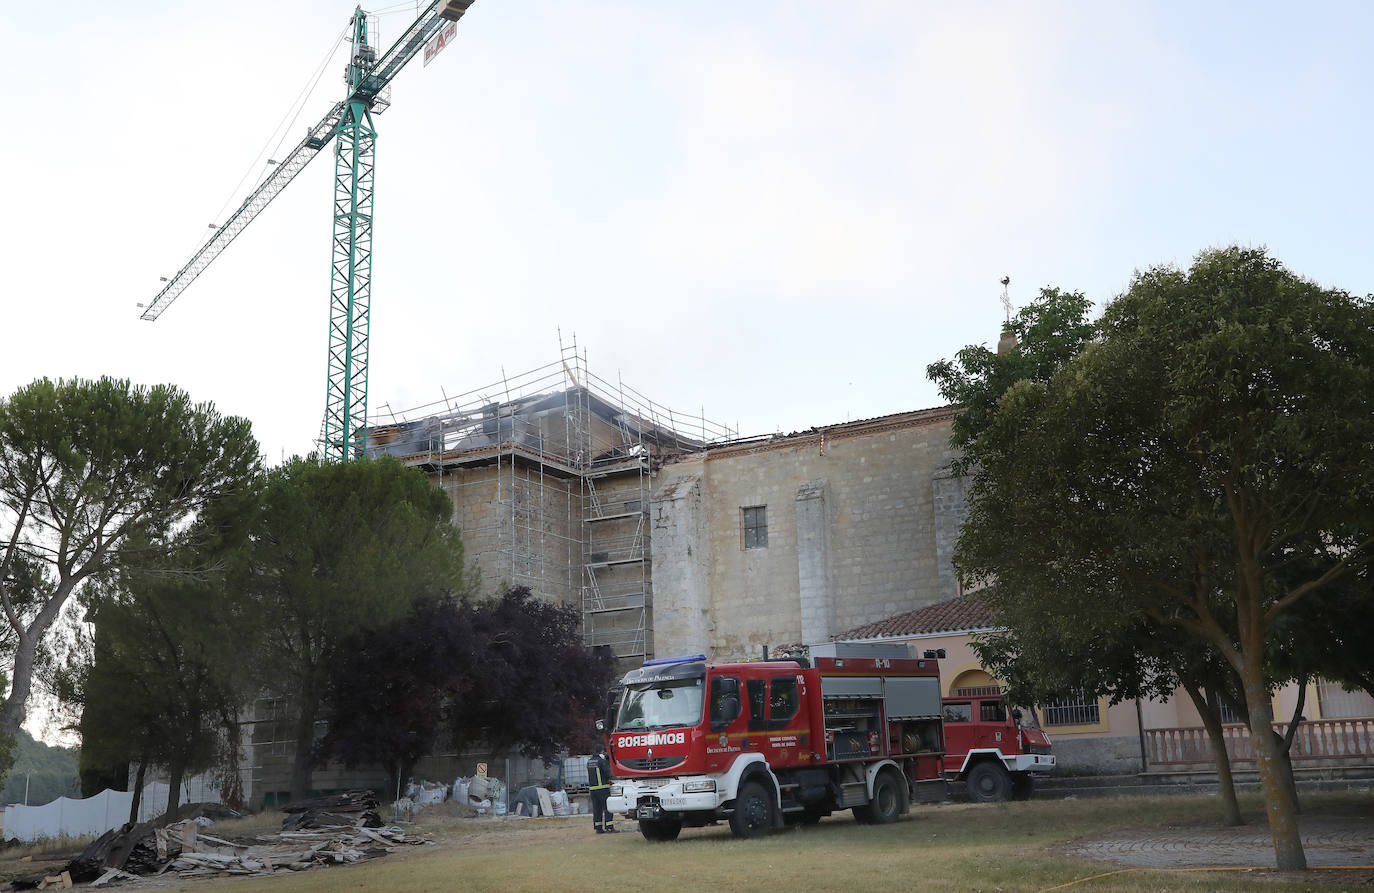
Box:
12;871;72;890
47;794;428;889
281;791;383;831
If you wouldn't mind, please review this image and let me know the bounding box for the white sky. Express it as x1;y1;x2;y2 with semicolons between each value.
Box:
5;0;1373;462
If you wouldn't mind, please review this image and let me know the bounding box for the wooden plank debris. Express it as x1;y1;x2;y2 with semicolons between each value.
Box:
58;810;432;885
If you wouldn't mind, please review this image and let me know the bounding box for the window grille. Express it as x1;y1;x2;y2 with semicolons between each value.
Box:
1043;692;1100;726
1217;700;1243;725
979;701;1007;722
1316;679;1374;719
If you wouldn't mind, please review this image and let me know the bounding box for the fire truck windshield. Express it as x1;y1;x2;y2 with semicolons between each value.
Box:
616;677;705;731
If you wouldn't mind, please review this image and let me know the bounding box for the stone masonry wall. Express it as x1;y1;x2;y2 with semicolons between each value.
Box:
933;470;971;599
649;467;712;655
651;410;961;660
433;463;578;605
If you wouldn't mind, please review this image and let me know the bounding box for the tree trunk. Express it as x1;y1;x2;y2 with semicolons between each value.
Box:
1274;735;1300;816
2;578;80;741
399;757;418;799
1243;675;1307;870
128;760;148;825
165;757;186;826
1182;681;1242;826
1;632;41;741
1277;683;1306;816
386;761;402;804
288;689;319;804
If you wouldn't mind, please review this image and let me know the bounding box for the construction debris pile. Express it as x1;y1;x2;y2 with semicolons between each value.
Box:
395;774;511;816
48;793;429;889
281;790;383;830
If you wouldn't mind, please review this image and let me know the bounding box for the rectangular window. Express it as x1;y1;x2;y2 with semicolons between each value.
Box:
942;702;972;723
1043;692;1101;726
710;676;742;728
979;701;1007;723
747;679;768;723
742;506;768;549
769;676;799;723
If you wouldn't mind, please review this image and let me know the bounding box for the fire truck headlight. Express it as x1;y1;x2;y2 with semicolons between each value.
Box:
681;779;716;794
608;784;623;797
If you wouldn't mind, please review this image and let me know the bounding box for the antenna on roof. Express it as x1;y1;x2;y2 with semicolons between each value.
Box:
999;275;1012;323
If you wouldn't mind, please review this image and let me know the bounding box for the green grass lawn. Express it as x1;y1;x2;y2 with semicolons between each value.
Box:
146;791;1373;893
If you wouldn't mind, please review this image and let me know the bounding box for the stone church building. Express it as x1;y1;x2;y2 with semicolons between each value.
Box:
229;353;1370;805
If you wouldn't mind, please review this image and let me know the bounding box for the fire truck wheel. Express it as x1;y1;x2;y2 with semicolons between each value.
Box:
866;770;904;823
966;762;1012;802
638;819;683;841
729;781;775;839
1011;773;1035;800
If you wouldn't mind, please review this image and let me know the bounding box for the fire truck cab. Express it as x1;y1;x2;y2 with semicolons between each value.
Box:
940;692;1055;801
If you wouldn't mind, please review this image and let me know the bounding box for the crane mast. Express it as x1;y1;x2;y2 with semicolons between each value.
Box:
324;10;379;463
143;0;477;462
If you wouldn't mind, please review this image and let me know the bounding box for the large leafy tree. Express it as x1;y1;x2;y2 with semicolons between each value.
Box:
452;586;618;766
316;597;474;795
317;587;615;791
957;247;1374;870
926;286;1094;473
930;282;1262;827
251;455;466;801
0;378;260;777
62;545;260;823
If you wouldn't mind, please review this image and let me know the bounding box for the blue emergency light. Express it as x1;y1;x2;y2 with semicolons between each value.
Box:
641;653;707;667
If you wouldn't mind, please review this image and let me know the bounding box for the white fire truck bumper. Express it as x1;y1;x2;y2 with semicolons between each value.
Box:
608;776;725;818
1007;753;1056;772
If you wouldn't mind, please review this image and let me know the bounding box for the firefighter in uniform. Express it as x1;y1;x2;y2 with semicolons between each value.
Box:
588;749;614;833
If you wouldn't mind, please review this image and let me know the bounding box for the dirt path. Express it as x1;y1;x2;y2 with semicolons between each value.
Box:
1063;813;1374;885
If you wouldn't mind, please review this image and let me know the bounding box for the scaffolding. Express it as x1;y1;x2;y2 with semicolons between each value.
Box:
365;344;736;664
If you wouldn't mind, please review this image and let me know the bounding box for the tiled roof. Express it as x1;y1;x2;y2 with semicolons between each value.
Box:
834;595;999;640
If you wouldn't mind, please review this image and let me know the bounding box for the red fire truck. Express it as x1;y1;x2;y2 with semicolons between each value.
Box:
603;642;946;841
941;692;1055;801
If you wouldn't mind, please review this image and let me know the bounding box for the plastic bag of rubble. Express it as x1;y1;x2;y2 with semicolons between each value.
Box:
413;781;447;806
467;775;490;801
549;790;570;817
451;778;469;804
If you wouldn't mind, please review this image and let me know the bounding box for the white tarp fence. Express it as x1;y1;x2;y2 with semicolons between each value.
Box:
4;788;133;841
137;782;169;823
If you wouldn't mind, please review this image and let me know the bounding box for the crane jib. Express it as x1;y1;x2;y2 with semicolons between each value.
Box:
140;103;344;322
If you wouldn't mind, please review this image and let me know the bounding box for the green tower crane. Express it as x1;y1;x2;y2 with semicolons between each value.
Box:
141;0;477;461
